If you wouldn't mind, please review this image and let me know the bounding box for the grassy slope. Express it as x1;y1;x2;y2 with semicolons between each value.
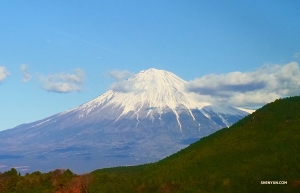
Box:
90;96;300;192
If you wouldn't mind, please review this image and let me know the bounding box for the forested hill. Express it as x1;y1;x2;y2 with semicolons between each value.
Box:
1;96;300;192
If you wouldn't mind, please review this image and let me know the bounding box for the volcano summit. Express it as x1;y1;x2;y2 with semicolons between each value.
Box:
0;68;252;173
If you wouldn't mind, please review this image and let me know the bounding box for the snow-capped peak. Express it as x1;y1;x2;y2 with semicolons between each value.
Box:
79;69;209;113
62;68;251;130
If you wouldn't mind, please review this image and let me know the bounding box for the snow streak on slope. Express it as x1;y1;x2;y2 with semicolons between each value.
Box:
235;107;255;114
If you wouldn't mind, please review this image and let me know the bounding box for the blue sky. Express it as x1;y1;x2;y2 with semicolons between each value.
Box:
1;0;300;131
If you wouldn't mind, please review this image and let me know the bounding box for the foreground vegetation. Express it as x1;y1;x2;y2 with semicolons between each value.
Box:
1;96;300;192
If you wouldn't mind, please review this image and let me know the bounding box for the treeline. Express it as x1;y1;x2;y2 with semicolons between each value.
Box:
0;168;92;193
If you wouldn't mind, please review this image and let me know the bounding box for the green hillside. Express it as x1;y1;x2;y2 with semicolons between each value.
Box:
1;96;300;192
90;96;300;192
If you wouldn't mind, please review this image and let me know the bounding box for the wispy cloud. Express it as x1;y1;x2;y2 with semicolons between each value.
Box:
13;166;29;169
294;52;300;59
39;69;85;93
108;69;133;81
0;66;10;82
20;64;32;82
47;28;115;52
110;80;136;93
107;69;137;93
186;62;300;107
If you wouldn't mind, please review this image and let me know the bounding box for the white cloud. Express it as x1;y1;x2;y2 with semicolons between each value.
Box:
13;166;29;169
20;64;32;82
186;62;300;107
107;69;137;93
110;80;136;93
108;69;133;81
39;69;85;93
0;66;10;82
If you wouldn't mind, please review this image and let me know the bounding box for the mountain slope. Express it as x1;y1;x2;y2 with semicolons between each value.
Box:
89;96;300;192
0;68;252;173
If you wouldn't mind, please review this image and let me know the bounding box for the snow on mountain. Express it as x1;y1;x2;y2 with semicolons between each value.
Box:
71;69;208;128
235;107;256;114
0;68;253;174
60;68;248;129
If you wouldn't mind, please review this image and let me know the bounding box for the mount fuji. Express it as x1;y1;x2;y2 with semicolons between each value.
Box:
0;68;253;173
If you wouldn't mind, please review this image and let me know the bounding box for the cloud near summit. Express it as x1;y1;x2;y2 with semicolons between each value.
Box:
107;69;137;93
108;69;133;81
39;68;85;93
186;62;300;107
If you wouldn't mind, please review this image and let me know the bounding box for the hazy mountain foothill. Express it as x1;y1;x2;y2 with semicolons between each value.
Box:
0;95;299;192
